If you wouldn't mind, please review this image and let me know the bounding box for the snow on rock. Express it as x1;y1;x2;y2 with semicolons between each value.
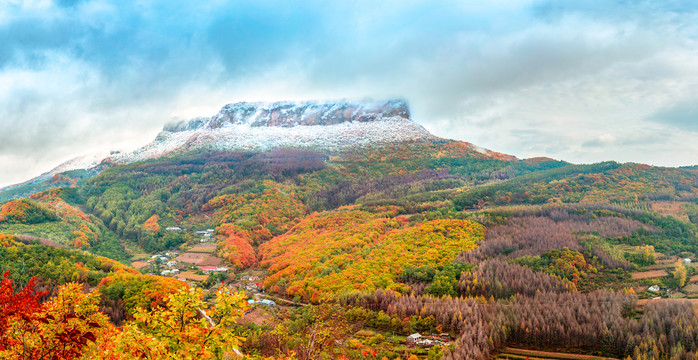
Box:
0;151;110;192
108;99;436;164
2;99;442;192
167;99;411;130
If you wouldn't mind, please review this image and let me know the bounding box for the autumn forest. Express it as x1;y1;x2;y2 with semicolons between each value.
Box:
3;140;698;359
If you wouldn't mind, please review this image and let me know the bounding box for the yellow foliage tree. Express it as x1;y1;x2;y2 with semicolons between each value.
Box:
673;260;687;288
101;286;248;360
642;245;656;265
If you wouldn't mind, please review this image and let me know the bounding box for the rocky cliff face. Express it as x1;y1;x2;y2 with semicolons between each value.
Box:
108;99;434;164
164;99;411;130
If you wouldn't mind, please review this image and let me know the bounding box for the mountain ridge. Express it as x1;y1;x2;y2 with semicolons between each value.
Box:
165;99;411;130
1;99;507;200
106;99;436;165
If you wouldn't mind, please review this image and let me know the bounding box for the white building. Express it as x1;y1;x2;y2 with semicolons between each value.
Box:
260;299;276;306
407;333;422;344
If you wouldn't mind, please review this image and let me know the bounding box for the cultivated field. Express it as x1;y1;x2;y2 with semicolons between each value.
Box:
631;269;668;280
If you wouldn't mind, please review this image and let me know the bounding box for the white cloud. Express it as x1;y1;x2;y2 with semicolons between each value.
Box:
1;0;698;187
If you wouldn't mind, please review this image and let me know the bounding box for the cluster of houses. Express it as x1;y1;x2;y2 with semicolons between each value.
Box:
147;252;179;266
196;229;216;242
406;333;451;348
241;275;263;291
164;227;216;243
158;265;229;278
146;248;230;280
153;253;182;276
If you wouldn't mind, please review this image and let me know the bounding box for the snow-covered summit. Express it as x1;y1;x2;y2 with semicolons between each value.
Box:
164;99;411;131
108;99;434;164
1;99;437;194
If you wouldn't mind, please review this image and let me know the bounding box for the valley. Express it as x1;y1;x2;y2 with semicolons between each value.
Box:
2;101;698;359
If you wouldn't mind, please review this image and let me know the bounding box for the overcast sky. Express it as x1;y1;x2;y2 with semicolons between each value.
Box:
1;0;697;187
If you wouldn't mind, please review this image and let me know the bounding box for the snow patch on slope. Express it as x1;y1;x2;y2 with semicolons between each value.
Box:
1;99;443;192
110;118;432;164
0;152;110;192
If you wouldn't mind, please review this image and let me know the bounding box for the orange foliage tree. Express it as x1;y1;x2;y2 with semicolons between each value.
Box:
71;230;90;248
218;224;257;269
0;199;58;224
143;214;161;233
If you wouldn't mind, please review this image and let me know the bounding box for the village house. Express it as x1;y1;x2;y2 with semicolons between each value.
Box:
246;283;259;291
198;266;229;273
248;299;276;307
406;333;421;344
416;338;446;348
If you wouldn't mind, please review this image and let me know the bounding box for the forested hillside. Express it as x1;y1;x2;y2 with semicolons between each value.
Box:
3;137;698;359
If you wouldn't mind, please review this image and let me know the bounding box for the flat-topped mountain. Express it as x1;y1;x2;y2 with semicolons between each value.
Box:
110;99;435;164
165;99;411;130
1;99;464;199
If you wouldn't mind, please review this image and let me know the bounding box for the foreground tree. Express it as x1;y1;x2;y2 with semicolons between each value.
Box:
0;272;107;360
101;286;248;360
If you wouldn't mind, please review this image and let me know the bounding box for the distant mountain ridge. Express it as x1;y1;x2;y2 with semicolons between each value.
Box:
4;99;492;200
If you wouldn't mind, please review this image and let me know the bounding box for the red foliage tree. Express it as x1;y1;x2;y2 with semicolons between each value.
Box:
0;272;103;360
0;272;49;350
